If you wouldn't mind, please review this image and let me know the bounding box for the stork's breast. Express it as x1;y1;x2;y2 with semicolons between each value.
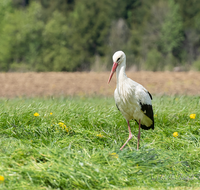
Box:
117;93;140;121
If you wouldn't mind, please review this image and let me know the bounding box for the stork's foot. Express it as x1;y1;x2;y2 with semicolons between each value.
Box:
120;133;133;150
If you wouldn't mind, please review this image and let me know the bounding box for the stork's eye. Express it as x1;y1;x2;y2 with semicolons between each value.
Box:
117;57;120;62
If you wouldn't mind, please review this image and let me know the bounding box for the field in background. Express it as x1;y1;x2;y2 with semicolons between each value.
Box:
0;96;200;189
0;71;200;97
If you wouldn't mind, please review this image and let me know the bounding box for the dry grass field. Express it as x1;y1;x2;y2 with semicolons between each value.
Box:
0;71;200;97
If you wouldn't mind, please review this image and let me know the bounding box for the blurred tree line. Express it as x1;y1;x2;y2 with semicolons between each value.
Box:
1;0;200;72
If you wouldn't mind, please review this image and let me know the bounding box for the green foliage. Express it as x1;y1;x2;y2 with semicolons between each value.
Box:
159;0;183;54
0;2;44;71
141;0;183;70
0;0;200;71
41;11;70;71
0;0;12;71
175;0;200;29
145;49;163;71
67;0;115;70
0;96;200;189
192;58;200;71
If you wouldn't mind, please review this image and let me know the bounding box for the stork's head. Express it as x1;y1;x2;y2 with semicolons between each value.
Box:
108;51;126;83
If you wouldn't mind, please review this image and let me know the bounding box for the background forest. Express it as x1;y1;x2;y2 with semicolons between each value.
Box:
0;0;200;72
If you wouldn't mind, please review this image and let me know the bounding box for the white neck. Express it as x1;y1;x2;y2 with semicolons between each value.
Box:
116;59;127;85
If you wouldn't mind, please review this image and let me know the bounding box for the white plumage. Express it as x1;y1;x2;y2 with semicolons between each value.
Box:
108;51;154;150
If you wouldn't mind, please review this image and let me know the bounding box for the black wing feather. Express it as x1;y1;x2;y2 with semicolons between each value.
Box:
148;91;153;100
139;92;154;130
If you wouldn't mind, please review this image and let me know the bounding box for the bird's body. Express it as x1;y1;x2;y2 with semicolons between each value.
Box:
114;79;153;128
108;51;154;150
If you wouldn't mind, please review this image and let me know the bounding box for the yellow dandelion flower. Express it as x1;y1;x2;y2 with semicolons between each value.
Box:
0;175;4;181
58;122;69;132
34;112;39;117
190;114;196;119
110;152;119;158
50;112;53;115
154;114;157;117
173;132;178;138
110;152;116;155
97;134;103;138
58;122;65;128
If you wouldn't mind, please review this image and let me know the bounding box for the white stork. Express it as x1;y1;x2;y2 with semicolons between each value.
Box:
108;51;154;150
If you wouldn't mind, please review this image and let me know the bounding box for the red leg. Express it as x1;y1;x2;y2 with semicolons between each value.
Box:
120;120;133;150
137;119;141;150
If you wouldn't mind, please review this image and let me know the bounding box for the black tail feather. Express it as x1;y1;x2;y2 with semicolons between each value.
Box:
141;123;154;130
138;101;154;130
135;120;154;130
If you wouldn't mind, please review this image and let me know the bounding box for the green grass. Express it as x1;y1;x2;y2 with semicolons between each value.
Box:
0;96;200;189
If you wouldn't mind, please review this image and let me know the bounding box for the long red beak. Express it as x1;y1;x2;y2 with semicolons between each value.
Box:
108;62;118;84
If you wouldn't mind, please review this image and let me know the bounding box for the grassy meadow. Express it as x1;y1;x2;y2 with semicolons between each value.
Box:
0;96;200;189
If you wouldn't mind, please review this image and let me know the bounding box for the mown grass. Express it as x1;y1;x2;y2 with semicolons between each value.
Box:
0;96;200;189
